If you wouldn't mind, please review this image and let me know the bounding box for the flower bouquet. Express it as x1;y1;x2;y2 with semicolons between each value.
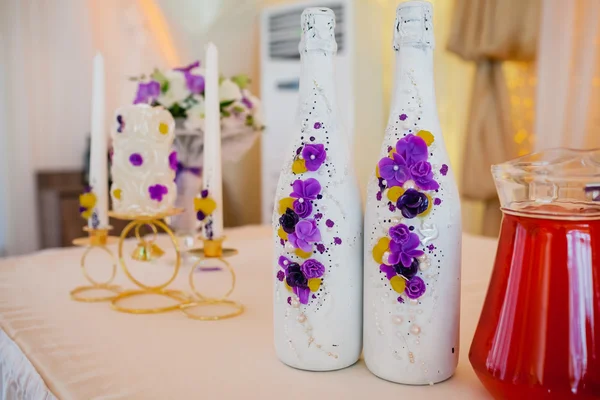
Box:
131;61;263;235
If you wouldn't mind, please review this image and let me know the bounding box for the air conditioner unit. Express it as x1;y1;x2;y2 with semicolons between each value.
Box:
259;0;384;223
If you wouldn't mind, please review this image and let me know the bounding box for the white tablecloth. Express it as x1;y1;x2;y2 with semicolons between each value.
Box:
0;226;495;399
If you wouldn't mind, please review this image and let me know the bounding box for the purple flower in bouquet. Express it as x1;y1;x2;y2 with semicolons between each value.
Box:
396;134;428;164
288;219;321;253
388;229;423;267
396;189;429;219
409;161;439;191
148;184;168;202
290;178;321;201
293;198;313;218
169;151;178;171
394;257;420;280
301;259;325;279
134;80;160;104
175;61;205;94
241;96;253;109
405;276;426;299
302;144;326;171
378;153;410;187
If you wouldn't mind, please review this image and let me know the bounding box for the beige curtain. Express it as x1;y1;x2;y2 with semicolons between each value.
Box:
447;0;540;236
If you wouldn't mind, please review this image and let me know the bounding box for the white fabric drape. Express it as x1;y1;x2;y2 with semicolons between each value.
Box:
535;0;600;150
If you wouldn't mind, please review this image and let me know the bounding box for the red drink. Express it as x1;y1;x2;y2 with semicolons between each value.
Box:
470;209;600;399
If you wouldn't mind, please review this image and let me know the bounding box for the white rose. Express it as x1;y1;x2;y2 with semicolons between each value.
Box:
219;79;242;102
184;97;206;131
246;93;264;129
157;70;189;108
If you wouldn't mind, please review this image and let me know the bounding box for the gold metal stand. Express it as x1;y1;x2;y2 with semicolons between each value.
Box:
109;209;191;314
71;227;121;302
181;237;244;320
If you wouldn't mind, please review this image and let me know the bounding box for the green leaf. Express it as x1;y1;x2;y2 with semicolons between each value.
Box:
221;110;231;117
245;115;254;127
231;74;251;89
168;103;187;119
232;105;244;113
220;100;235;109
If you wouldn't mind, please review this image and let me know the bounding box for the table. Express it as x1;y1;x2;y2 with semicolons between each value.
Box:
0;226;495;399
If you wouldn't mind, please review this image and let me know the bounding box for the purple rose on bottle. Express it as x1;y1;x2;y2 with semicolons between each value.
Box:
394;257;419;280
405;276;426;299
378;153;410;188
389;223;410;243
410;161;439;191
285;263;307;288
302;144;327;171
290;178;321;201
388;230;424;267
288;219;321;253
396;134;428;164
301;259;325;279
279;208;300;234
396;189;429;219
293;198;313;218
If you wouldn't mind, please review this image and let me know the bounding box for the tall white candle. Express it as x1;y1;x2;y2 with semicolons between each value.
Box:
89;52;109;228
202;43;224;239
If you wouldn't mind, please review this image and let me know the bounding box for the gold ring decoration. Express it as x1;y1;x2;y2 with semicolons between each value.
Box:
71;227;122;302
108;209;191;314
181;237;244;321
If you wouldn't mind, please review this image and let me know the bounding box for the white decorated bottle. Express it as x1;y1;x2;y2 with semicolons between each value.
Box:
272;7;363;371
363;1;461;385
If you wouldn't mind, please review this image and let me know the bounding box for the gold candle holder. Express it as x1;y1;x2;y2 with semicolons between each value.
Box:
182;237;244;320
108;208;191;314
71;226;121;302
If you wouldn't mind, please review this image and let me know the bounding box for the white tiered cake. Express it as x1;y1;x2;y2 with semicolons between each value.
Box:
110;104;177;215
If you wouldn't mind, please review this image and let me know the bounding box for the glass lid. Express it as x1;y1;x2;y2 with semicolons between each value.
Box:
492;148;600;219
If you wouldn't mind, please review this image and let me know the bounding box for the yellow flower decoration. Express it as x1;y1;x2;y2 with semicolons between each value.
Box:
292;159;308;174
417;130;434;146
387;186;405;202
112;188;122;200
419;193;433;217
194;197;217;216
308;278;322;292
284;281;293;292
79;192;97;219
277;227;288;241
372;237;391;264
389;275;407;294
278;197;295;214
388;149;395;158
295;248;313;259
375;164;381;178
159;122;169;135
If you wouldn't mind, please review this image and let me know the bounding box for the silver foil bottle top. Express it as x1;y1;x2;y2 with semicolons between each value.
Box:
394;1;435;50
299;7;337;54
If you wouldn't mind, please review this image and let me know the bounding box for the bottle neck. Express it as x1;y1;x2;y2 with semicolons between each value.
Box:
299;51;336;106
390;45;437;124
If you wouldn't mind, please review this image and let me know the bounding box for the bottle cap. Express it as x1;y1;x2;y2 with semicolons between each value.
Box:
299;7;337;54
394;1;435;50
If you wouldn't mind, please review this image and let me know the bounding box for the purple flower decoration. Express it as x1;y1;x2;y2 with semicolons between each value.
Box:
285;263;307;287
169;151;178;171
376;191;382;201
399;114;407;121
440;164;449;176
301;259;325;279
314;213;323;220
288;219;321;253
314;122;322;129
293;198;313;218
276;271;285;281
133;80;160;104
201;189;209;198
410;161;439;191
396;134;428;164
380;264;397;280
397;189;429;219
434;198;442;206
334;237;342;245
379;153;410;187
174;61;200;74
290;178;321;201
389;224;410;243
302;144;326;171
388;230;424;267
279;208;300;234
174;61;205;94
148;184;168;202
326;219;334;228
129;153;143;166
394;257;419;280
279;256;291;269
295;287;311;304
196;211;206;221
405;276;426;299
